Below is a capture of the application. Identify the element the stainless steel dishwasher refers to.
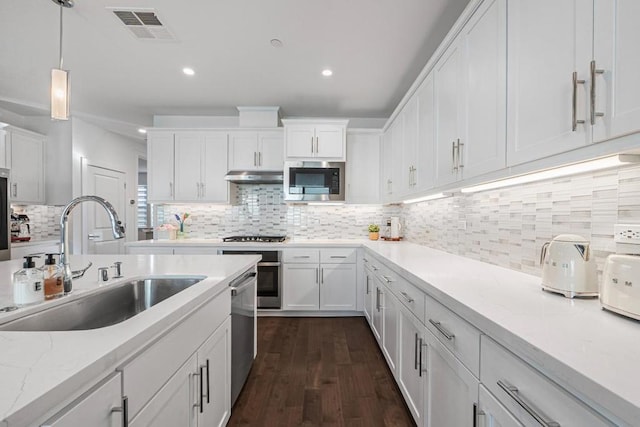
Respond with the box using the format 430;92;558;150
229;269;257;406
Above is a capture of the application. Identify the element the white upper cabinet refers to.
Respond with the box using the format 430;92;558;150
282;119;348;160
5;126;45;204
381;127;394;202
434;39;464;186
228;130;283;171
460;0;506;179
147;131;175;203
414;73;436;193
346;131;381;204
401;95;419;194
507;0;593;166
593;0;640;143
148;130;228;204
175;131;228;203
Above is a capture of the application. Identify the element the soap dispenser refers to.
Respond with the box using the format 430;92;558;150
13;255;44;306
41;253;64;300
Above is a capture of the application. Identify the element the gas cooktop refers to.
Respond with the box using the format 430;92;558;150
222;235;286;243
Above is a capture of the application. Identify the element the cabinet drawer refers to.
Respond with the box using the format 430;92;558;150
320;248;356;264
481;336;611;426
121;289;230;420
392;278;425;324
425;294;480;377
282;249;319;263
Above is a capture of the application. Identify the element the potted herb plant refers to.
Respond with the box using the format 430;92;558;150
368;224;380;240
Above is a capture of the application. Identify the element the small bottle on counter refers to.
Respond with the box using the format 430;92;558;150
13;255;44;306
41;253;64;300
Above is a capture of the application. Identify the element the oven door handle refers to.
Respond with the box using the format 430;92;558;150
230;271;257;296
231;278;256;296
258;262;281;267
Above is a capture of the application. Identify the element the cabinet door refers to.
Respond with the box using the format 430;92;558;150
258;131;284;170
283;264;319;310
147;132;175;202
285;126;315;158
402;95;419;194
346;132;380;204
201;132;229;203
174;132;204;201
130;355;197;427
425;328;478;427
198;317;231;427
8;129;45;203
506;0;593;166
593;0;640;142
42;373;123;427
415;73;436;192
381;128;394;202
398;307;427;426
320;263;356;311
460;0;507;179
363;267;374;323
435;39;464;186
371;280;384;343
315;125;345;159
382;285;399;374
478;385;523;427
229;131;258;171
390;119;405;199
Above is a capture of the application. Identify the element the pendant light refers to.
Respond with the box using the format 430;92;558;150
51;0;74;120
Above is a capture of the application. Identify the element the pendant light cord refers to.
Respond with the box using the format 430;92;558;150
59;3;63;69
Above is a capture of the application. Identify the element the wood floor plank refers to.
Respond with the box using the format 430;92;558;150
228;317;415;427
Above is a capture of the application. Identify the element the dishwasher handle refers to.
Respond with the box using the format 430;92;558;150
230;271;257;296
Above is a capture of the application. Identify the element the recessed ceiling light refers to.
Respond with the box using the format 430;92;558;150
270;39;283;48
322;69;333;77
182;67;195;76
138;128;147;134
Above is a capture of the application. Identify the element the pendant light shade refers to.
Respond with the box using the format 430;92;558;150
51;0;73;120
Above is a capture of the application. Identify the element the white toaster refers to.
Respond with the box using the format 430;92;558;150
601;254;640;321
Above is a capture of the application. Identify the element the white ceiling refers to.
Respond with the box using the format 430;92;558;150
0;0;470;131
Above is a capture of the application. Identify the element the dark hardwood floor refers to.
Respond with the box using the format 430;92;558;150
228;317;415;427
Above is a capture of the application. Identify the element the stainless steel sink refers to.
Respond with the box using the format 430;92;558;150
0;277;205;331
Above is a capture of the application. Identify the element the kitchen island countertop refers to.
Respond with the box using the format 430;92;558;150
0;253;260;427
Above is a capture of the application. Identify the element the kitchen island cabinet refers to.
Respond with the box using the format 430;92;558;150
0;253;258;427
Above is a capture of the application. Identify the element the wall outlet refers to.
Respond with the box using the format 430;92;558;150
613;224;640;244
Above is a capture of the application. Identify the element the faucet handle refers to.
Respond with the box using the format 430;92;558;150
111;261;123;278
98;267;109;283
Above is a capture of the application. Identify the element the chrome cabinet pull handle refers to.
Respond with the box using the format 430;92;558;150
169;182;173;197
315;136;319;154
414;333;419;370
382;275;393;283
330;255;347;258
590;60;605;125
429;319;455;340
372;265;379;271
199;365;205;413
457;139;464;169
497;380;560;427
452;141;457;172
376;288;380;311
311;137;314;153
201;182;205;198
254;151;257;166
321;268;324;284
366;276;370;294
258;151;262;166
572;71;586;131
111;395;129;427
316;268;319;284
205;359;210;404
400;291;414;303
294;255;310;259
418;338;425;377
12;183;17;198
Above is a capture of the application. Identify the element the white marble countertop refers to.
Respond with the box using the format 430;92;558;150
0;253;260;427
362;240;639;426
10;239;58;248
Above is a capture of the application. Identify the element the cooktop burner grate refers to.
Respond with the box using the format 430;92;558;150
223;235;286;243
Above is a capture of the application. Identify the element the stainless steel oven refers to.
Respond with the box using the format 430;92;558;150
222;250;281;309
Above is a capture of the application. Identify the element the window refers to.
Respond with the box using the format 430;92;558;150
137;184;148;228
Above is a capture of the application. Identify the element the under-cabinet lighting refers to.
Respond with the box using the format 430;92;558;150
138;128;147;134
403;192;450;204
321;69;333;77
182;67;195;76
460;154;640;194
307;202;344;206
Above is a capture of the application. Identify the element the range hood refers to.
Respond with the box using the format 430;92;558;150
224;170;283;184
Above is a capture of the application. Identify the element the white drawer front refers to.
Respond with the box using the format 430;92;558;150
376;266;425;323
282;248;320;263
481;336;611;427
121;289;230;420
425;294;480;377
320;248;356;264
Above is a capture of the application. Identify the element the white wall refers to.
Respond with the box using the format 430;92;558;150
70;118;145;252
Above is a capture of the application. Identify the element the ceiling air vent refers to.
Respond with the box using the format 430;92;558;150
109;8;176;41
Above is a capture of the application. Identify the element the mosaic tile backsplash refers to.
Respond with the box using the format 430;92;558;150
11;205;63;241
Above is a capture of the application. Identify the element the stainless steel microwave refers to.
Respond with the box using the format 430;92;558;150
284;161;345;202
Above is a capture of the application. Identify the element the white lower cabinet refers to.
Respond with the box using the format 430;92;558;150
398;305;427;426
381;282;399;374
41;373;124;427
480;336;611;426
371;277;384;343
362;261;374;324
477;385;523;427
425;328;479;427
282;248;357;312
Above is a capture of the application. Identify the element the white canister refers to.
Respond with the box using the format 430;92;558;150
390;217;402;239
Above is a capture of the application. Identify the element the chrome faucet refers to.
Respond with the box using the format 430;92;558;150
59;195;126;294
